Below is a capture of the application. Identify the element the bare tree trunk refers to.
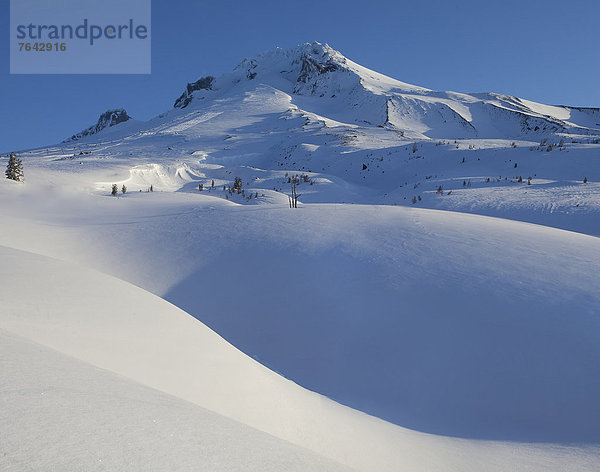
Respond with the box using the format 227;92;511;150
290;178;301;208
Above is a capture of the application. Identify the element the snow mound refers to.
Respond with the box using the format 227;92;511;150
103;162;206;191
0;330;350;472
3;243;599;472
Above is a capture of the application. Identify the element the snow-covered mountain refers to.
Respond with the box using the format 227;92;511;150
172;42;600;139
14;41;597;234
3;42;600;471
61;41;600;145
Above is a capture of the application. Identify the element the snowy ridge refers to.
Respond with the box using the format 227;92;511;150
169;41;599;139
49;42;600;150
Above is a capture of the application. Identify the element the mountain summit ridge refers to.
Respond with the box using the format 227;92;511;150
163;41;599;140
64;41;600;145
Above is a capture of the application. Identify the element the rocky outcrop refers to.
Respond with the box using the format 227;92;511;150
65;109;131;142
174;76;215;109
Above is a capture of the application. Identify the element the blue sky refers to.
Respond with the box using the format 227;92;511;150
2;0;599;152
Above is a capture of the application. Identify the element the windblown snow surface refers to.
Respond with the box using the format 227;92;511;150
2;42;600;471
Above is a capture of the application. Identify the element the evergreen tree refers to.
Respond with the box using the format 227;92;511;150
232;176;243;194
5;152;24;182
111;184;118;195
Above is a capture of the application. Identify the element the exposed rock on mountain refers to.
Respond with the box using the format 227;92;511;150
65;109;132;142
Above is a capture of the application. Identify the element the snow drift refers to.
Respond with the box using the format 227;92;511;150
2;242;600;472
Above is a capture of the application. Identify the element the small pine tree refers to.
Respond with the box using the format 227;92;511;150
122;185;127;194
583;177;588;184
5;152;24;182
211;180;214;188
199;183;204;191
111;184;118;195
232;176;243;194
150;184;153;192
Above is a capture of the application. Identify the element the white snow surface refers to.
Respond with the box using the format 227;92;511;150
0;329;350;472
2;232;599;472
2;42;600;471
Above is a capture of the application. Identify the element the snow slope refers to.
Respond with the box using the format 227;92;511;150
1;330;350;472
1;176;600;439
2;242;600;472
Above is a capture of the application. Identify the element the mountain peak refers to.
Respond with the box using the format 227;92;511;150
173;42;361;109
171;41;432;112
294;42;346;82
233;41;348;84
